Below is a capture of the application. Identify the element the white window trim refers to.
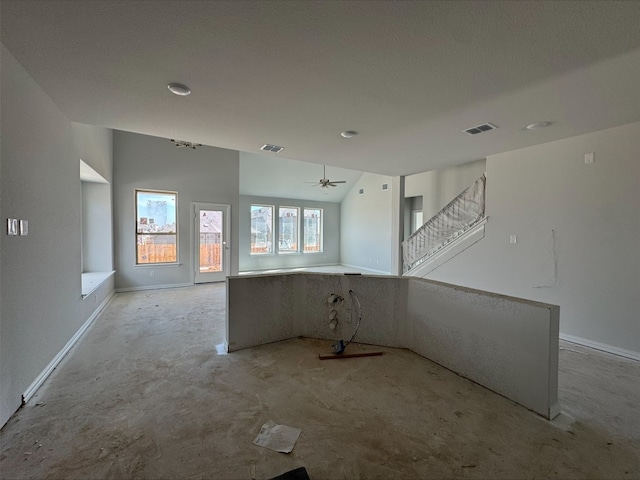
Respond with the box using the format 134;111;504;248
135;188;179;265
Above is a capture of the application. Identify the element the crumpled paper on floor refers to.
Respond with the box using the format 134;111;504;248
253;420;302;453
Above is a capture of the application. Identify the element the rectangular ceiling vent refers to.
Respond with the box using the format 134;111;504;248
381;183;389;191
462;123;498;135
261;144;284;153
358;188;365;195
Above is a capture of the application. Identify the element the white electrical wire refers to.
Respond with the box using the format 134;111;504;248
345;290;362;346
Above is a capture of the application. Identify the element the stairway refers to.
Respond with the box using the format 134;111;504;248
402;175;486;277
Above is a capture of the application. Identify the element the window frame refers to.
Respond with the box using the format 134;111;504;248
250;204;275;255
135;189;179;265
303;207;323;253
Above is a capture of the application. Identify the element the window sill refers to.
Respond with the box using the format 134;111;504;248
82;271;115;298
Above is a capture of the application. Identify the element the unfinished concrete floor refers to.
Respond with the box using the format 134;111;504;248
1;284;638;479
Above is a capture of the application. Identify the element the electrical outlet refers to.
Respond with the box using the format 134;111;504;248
510;235;517;244
7;219;18;235
584;152;594;164
149;270;155;277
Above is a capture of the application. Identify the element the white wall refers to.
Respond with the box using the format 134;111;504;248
405;159;486;220
1;45;114;427
424;122;640;357
239;195;340;271
113;131;240;290
340;172;394;273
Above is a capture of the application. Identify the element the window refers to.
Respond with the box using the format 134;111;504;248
250;204;274;254
135;190;177;264
278;206;299;253
303;208;323;252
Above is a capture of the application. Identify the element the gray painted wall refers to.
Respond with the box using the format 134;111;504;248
74;124;114;273
82;183;113;272
340;172;394;273
239;195;340;271
72;122;113;183
113;131;240;290
1;45;114;427
424;122;640;356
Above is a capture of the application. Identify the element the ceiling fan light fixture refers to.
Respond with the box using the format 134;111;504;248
306;165;347;190
167;83;191;96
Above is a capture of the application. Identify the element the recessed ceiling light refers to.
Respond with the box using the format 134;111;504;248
526;122;551;130
167;83;191;96
341;130;358;138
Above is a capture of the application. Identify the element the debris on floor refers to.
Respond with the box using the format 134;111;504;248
253;420;301;454
268;466;311;480
318;351;383;360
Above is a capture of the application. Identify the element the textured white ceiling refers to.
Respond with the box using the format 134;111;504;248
2;1;640;181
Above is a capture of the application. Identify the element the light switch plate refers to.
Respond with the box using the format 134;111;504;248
7;218;18;235
19;219;29;235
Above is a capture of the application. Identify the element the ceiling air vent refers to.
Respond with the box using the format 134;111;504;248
358;188;365;195
462;123;498;135
261;144;284;153
381;183;389;191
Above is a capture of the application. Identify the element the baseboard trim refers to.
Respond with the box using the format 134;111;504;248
560;333;639;362
115;282;192;293
22;291;115;405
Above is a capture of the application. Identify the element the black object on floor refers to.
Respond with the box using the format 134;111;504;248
269;466;311;480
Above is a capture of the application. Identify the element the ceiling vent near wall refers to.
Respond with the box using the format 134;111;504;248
381;183;389;191
261;144;284;153
358;188;365;195
462;123;498;135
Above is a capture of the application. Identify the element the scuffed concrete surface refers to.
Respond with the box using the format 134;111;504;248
1;284;638;479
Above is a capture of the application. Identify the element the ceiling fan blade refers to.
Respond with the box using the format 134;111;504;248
331;180;347;184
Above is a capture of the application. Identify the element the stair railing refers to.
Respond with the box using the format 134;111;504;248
403;174;486;271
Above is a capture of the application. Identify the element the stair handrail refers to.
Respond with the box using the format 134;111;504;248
403;174;486;270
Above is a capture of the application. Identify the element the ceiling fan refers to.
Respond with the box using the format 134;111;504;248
306;165;347;189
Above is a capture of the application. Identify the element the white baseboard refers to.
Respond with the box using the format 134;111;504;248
22;291;115;404
116;282;192;293
560;333;640;362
